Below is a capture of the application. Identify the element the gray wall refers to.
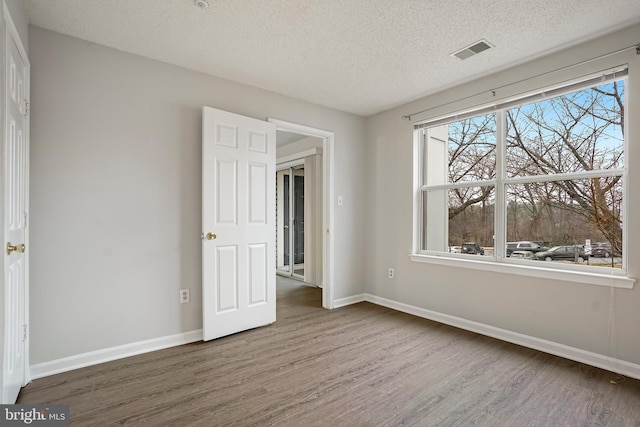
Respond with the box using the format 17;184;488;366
28;15;640;372
364;23;640;366
29;26;365;364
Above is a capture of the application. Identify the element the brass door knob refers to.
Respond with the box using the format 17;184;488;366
6;242;24;255
206;232;217;240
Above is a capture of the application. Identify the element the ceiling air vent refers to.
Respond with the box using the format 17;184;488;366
451;39;493;60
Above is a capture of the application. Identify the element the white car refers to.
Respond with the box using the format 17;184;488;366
510;250;535;260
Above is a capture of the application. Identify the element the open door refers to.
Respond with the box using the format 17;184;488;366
2;9;29;403
202;107;276;341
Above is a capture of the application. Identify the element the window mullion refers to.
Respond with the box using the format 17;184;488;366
494;110;506;259
420;179;496;191
413;130;425;254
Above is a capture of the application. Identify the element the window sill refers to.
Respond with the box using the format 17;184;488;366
409;254;635;289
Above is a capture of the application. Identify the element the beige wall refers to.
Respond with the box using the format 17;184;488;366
28;26;365;364
364;23;640;366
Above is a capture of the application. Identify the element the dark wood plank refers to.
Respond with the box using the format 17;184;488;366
18;277;640;426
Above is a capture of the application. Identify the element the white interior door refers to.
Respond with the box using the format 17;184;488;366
202;107;276;341
3;19;29;404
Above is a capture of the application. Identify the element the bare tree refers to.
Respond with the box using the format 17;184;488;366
505;80;624;251
447;114;496;221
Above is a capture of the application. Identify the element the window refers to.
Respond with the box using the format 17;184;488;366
415;69;627;276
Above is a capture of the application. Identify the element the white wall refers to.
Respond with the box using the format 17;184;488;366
365;23;640;367
29;26;365;364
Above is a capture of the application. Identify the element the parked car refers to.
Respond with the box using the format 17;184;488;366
590;243;621;258
510;250;535;260
461;242;484;255
535;245;588;262
449;246;462;254
506;241;548;257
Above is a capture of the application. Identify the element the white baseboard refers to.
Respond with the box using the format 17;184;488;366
364;294;640;381
30;329;203;380
30;296;640;382
333;294;365;308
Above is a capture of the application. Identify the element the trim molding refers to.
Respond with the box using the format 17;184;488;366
363;294;640;380
277;147;322;167
30;330;203;380
30;295;640;382
333;294;365;308
410;254;635;289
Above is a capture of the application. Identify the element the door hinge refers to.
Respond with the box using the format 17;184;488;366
23;100;29;116
23;212;28;226
23;324;27;342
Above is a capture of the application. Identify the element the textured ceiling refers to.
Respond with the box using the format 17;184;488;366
25;0;640;117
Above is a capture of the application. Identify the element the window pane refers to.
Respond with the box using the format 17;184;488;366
506;178;623;268
425;113;496;185
506;80;625;178
423;186;495;257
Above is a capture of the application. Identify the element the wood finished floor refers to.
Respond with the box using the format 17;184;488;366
18;277;640;426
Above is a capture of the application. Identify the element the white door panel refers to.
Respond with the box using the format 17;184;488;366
202;107;275;341
248;243;267;306
215;158;237;225
3;22;29;404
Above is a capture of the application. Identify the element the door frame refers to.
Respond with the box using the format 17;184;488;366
268;119;335;309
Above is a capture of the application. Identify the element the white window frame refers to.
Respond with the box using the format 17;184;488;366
411;68;635;289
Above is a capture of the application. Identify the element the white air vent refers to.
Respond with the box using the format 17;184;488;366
451;39;493;60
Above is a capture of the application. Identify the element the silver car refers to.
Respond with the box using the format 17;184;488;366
510;250;535;260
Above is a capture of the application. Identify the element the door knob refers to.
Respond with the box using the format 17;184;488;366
206;232;217;240
6;242;24;255
283;225;289;229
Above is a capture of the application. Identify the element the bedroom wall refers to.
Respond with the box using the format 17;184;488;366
364;23;640;367
28;26;365;364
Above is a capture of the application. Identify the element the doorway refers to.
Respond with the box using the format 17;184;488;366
276;165;306;280
269;118;334;309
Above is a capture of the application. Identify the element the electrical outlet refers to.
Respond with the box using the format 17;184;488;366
388;268;395;279
180;288;190;304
